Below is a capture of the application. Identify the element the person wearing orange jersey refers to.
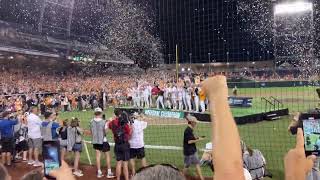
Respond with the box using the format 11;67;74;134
199;88;206;113
14;97;23;112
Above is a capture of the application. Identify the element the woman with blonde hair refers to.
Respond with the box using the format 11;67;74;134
67;118;84;177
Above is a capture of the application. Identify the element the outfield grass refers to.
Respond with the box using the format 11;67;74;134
58;86;318;180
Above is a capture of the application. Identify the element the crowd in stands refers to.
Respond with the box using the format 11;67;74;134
0;64;314;116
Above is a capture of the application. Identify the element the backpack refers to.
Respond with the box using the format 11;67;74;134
41;122;53;141
59;127;68;140
112;122;126;144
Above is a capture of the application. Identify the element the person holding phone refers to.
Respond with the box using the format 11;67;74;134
27;106;43;167
89;107;115;178
129;112;148;175
182;115;205;180
288;111;320;180
67;118;83;177
0;111;18;166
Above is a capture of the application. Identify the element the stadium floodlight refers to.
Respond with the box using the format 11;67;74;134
274;2;313;15
181;68;185;72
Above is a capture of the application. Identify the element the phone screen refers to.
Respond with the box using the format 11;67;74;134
43;141;61;178
303;119;320;155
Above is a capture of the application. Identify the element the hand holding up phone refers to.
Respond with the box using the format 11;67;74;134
284;128;316;180
49;161;75;180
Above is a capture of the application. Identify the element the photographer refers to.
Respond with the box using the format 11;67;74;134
41;111;60;141
109;110;132;180
67;118;83;177
0;111;18;166
89;107;114;178
129;112;148;175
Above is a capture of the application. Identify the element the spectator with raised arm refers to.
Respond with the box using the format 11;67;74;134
202;76;245;180
26;106;43;167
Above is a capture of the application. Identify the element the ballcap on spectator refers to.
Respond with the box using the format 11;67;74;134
185;114;199;123
94;107;103;113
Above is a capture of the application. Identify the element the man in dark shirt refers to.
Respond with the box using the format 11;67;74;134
183;115;204;180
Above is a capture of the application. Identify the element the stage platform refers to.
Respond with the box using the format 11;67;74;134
116;107;289;125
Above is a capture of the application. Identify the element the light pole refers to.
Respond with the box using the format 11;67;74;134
247;51;250;69
212;59;215;74
168;54;172;65
189;53;192;71
226;52;229;72
208;53;211;73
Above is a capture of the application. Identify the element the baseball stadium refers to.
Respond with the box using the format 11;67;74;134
0;0;319;180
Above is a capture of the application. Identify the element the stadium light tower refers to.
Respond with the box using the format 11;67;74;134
273;1;314;67
274;1;313;15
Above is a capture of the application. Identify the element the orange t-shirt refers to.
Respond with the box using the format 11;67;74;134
199;90;206;101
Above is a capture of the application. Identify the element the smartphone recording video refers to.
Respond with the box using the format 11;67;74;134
302;119;320;156
43;141;61;179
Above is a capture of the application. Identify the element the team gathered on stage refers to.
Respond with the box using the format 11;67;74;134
128;80;207;112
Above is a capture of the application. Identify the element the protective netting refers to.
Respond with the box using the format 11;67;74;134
48;80;318;180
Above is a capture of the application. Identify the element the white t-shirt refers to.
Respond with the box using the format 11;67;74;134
244;168;253;180
27;113;42;139
129;120;147;149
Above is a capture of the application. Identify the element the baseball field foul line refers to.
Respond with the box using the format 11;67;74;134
83;140;183;150
83;140;207;165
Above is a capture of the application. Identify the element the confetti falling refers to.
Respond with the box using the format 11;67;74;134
99;0;164;68
237;0;320;78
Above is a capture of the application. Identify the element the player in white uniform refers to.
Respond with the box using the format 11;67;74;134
143;86;150;108
193;86;200;112
182;86;187;111
164;85;171;109
133;87;140;107
186;86;192;111
177;86;184;110
171;85;177;110
147;85;153;107
139;86;144;108
156;89;165;109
